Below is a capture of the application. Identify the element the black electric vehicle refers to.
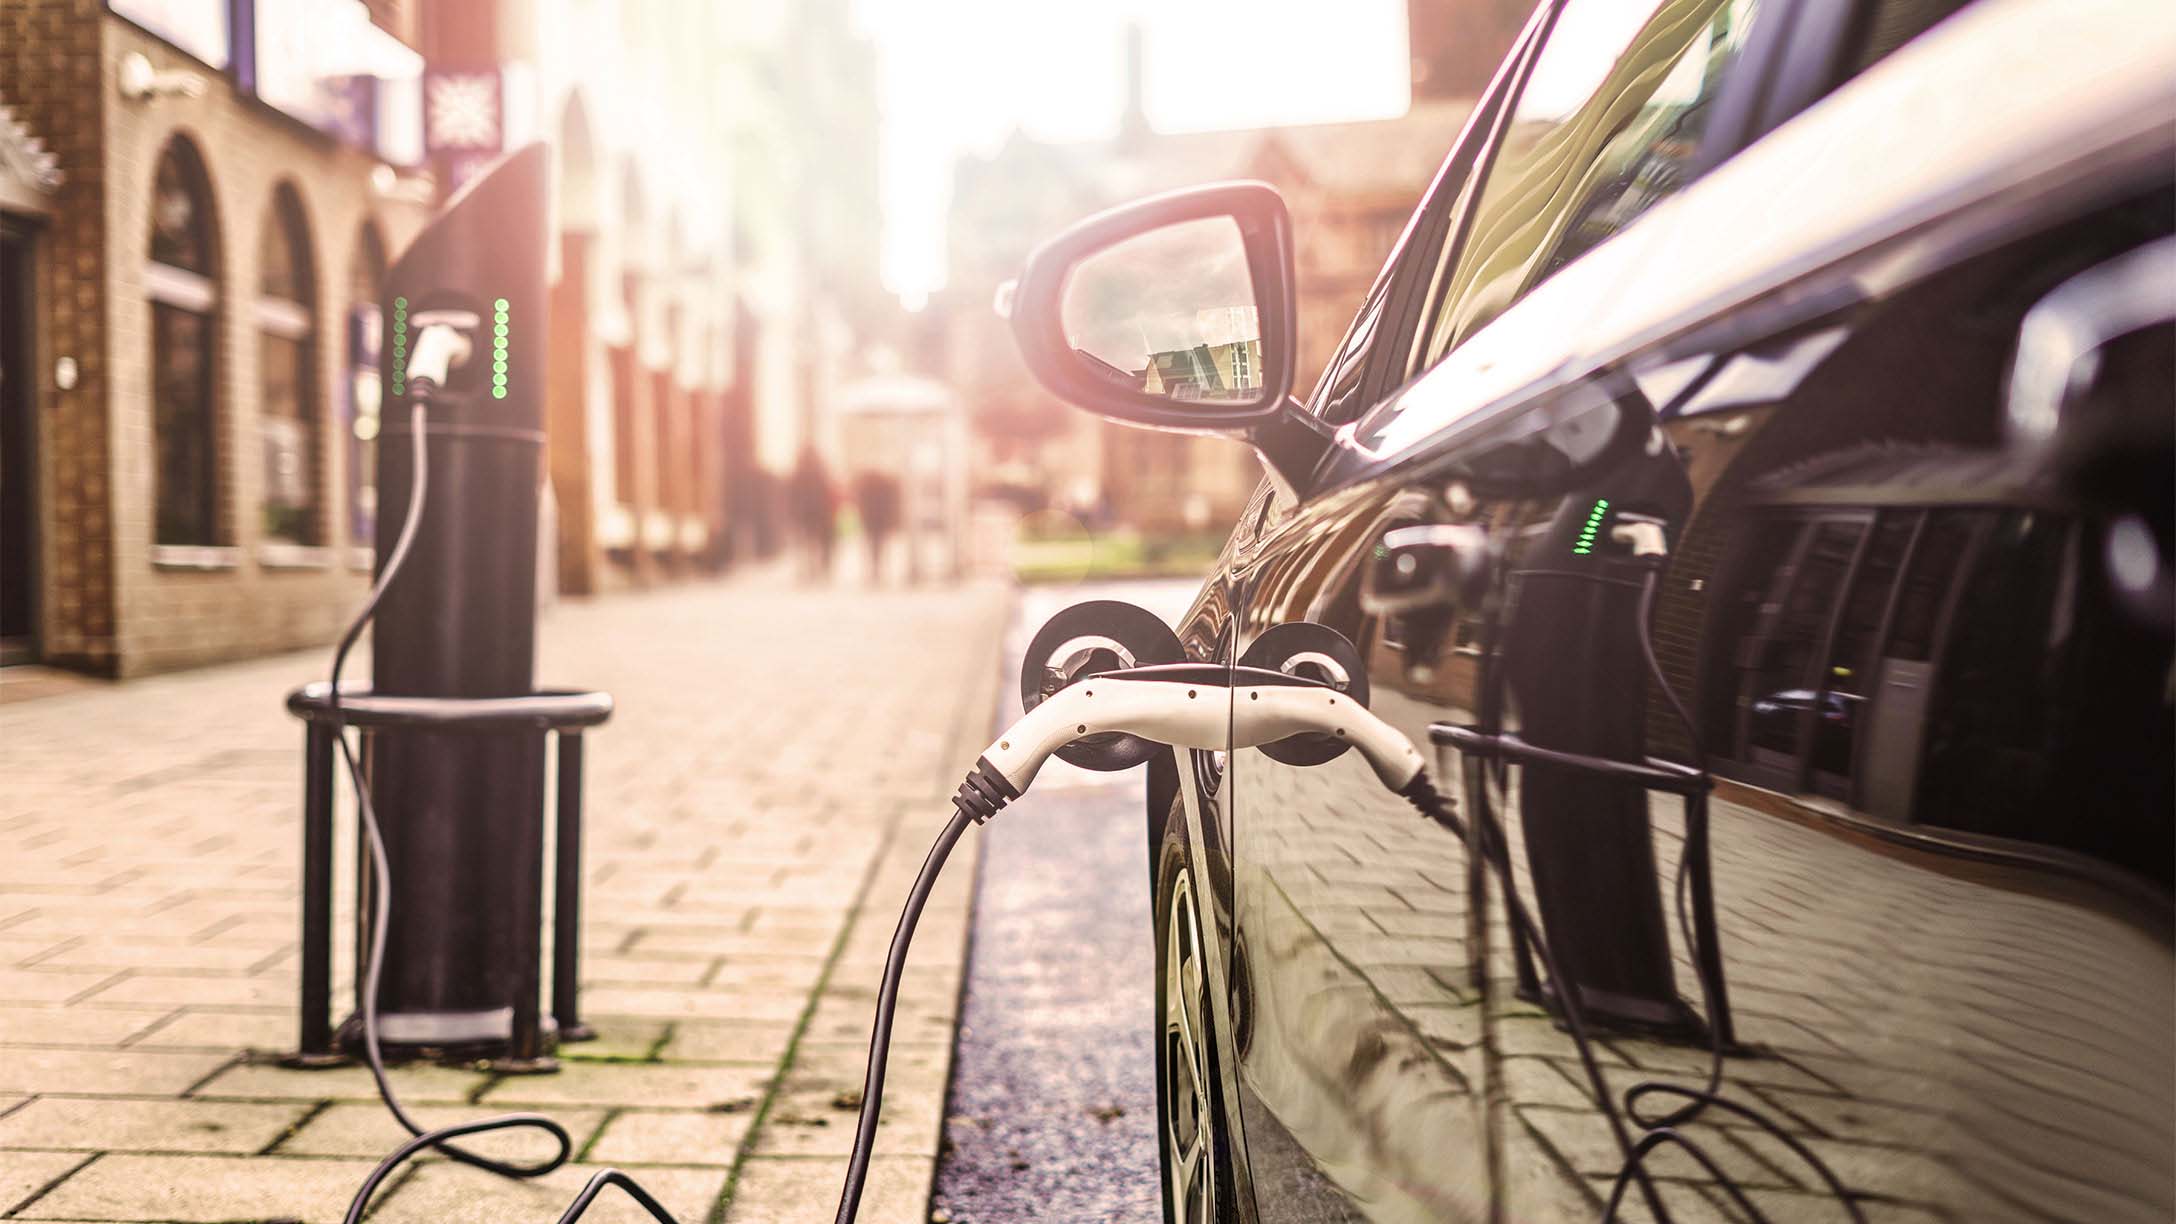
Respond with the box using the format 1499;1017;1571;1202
1005;0;2176;1220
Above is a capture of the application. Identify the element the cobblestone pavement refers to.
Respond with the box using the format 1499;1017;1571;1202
0;576;1009;1224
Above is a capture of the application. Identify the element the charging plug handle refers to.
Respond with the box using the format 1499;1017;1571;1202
407;318;476;392
980;665;1423;797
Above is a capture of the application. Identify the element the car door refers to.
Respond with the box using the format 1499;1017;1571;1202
1225;1;1782;1218
1227;3;2174;1223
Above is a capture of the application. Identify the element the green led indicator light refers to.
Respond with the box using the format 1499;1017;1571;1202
1572;498;1610;556
490;299;510;397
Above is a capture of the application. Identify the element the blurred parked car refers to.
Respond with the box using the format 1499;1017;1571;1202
1006;0;2175;1220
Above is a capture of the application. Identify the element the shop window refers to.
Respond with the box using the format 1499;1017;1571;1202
348;224;388;548
258;185;319;546
148;137;220;547
610;272;640;509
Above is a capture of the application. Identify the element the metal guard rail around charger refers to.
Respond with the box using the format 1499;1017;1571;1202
1429;722;1734;1049
284;683;614;1069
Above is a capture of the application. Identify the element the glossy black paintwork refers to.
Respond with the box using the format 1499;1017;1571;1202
1144;82;2175;1224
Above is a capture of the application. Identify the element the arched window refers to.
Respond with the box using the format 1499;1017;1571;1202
147;137;220;547
257;184;319;546
347;223;388;547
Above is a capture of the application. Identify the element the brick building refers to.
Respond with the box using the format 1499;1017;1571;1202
1;0;432;676
523;0;889;592
1;0;891;674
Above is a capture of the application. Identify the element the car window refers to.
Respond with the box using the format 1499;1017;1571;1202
1411;0;1764;374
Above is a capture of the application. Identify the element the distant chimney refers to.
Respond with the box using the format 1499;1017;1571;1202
1118;21;1149;149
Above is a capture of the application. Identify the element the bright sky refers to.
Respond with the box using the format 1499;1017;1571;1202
854;0;1412;306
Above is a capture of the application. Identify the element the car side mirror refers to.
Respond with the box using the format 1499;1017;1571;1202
1007;182;1330;497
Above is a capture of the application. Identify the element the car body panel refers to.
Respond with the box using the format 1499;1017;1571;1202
1191;2;2176;1220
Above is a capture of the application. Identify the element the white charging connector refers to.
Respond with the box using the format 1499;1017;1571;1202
981;676;1423;795
406;315;477;390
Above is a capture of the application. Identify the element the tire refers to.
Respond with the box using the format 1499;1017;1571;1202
1153;795;1248;1224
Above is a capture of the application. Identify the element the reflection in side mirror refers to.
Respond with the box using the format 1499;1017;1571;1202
1009;181;1299;433
1060;215;1270;410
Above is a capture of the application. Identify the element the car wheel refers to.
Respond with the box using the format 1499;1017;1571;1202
1154;798;1246;1224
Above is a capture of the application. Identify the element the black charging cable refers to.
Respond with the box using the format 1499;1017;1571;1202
330;391;973;1224
327;399;676;1224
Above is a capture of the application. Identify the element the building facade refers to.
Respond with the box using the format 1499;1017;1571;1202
2;0;889;675
2;0;432;676
516;0;887;593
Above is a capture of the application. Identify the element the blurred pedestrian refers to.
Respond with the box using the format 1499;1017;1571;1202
787;446;837;583
852;470;903;585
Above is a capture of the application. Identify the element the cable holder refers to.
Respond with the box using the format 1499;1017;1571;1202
1429;722;1735;1050
282;683;614;1070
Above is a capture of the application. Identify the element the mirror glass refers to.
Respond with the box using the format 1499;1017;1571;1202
1060;216;1267;408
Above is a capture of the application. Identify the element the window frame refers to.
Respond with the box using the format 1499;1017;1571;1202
1296;4;1558;426
1384;0;1835;397
347;222;389;557
256;184;322;552
147;136;224;553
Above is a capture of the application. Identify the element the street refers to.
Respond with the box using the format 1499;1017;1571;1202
931;580;1198;1224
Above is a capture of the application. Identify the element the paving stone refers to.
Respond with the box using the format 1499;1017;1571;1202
0;1151;91;1215
27;935;291;974
123;1006;296;1052
725;1155;931;1224
660;1019;799;1064
0;1048;233;1096
23;1151;385;1222
0;968;125;1005
0;1004;173;1047
480;1058;775;1110
585;1108;752;1165
581;984;813;1022
77;972;297;1008
0;1097;310;1154
557;1016;671;1062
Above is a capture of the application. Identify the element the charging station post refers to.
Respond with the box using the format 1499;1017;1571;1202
285;144;612;1071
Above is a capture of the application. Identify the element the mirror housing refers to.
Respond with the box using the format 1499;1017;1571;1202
1011;181;1298;428
1009;182;1331;496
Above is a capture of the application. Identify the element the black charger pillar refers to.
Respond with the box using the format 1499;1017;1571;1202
363;144;551;1059
1500;445;1700;1040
